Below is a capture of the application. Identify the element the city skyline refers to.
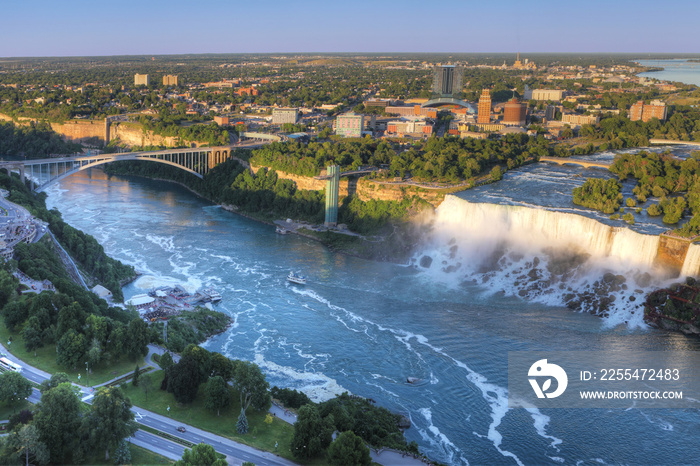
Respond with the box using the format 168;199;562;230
1;0;699;58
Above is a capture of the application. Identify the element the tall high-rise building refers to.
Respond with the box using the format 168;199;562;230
477;89;492;124
432;65;463;97
134;74;150;86
163;75;179;86
545;105;557;121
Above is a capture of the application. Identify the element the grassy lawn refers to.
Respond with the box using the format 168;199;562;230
84;444;174;465
0;320;148;386
122;371;296;462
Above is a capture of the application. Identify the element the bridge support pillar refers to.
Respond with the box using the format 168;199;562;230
324;165;339;227
208;152;216;171
19;166;25;185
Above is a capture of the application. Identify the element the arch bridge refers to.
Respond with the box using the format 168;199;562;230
0;146;235;191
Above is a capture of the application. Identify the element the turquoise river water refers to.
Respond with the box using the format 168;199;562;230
44;163;700;466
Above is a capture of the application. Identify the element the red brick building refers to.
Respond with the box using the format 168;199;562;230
629;100;667;122
503;98;527;126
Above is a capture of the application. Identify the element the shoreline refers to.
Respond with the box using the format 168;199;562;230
102;170;418;265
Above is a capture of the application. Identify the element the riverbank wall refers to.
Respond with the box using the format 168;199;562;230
249;163;446;208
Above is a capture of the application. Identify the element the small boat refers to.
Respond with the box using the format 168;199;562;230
406;377;422;384
276;227;288;235
200;288;222;302
287;272;307;285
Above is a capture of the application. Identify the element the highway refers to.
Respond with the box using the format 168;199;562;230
0;342;296;465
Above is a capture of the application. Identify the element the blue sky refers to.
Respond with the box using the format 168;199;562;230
1;0;699;57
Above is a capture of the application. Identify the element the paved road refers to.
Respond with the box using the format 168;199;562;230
2;346;426;465
0;342;296;465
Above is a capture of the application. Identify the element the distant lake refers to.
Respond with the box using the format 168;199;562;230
636;58;700;87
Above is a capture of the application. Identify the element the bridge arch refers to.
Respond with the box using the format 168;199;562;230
32;156;204;191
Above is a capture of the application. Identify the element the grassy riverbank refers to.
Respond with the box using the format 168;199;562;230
121;370;297;463
0;321;147;386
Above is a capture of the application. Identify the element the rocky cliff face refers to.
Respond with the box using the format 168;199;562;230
50;120;105;143
250;163;445;207
109;122;180;147
655;234;691;272
0;113;196;148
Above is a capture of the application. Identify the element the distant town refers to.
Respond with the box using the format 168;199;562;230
0;53;695;157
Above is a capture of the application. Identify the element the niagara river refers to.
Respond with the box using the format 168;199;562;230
45;159;700;465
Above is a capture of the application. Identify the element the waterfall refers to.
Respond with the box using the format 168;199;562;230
681;243;700;277
414;195;678;327
432;195;660;269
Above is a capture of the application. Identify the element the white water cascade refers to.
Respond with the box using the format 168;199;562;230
681;243;700;277
414;195;681;328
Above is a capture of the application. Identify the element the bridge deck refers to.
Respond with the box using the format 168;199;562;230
539;156;611;169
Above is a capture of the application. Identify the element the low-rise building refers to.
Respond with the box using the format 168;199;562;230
272;108;299;125
523;88;564;101
335;112;364;138
561;114;600;126
214;116;230;126
629;100;667;122
385;105;437;119
92;285;113;300
386;119;433;136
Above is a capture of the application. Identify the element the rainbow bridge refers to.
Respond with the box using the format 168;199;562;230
0;146;236;191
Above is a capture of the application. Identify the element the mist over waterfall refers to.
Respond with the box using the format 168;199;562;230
413;195;681;327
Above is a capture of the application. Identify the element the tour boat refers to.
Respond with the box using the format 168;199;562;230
200;288;222;302
287;272;307;285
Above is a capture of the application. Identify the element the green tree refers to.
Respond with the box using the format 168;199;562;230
174;443;227;466
158;351;175;371
4;424;50;466
204;376;230;416
232;360;271;417
181;344;212;384
39;372;71;394
56;328;87;368
291;404;334;459
126;318;149;361
0;268;17;309
132;364;140;387
113;438;131;465
167;356;201;404
22;320;43;356
490;165;503;182
34;382;82;464
236;411;248;434
0;371;33;407
140;373;154;402
210;353;234;381
84;387;138;461
327;431;372;466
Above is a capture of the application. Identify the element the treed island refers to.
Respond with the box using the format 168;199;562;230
1;52;700;464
